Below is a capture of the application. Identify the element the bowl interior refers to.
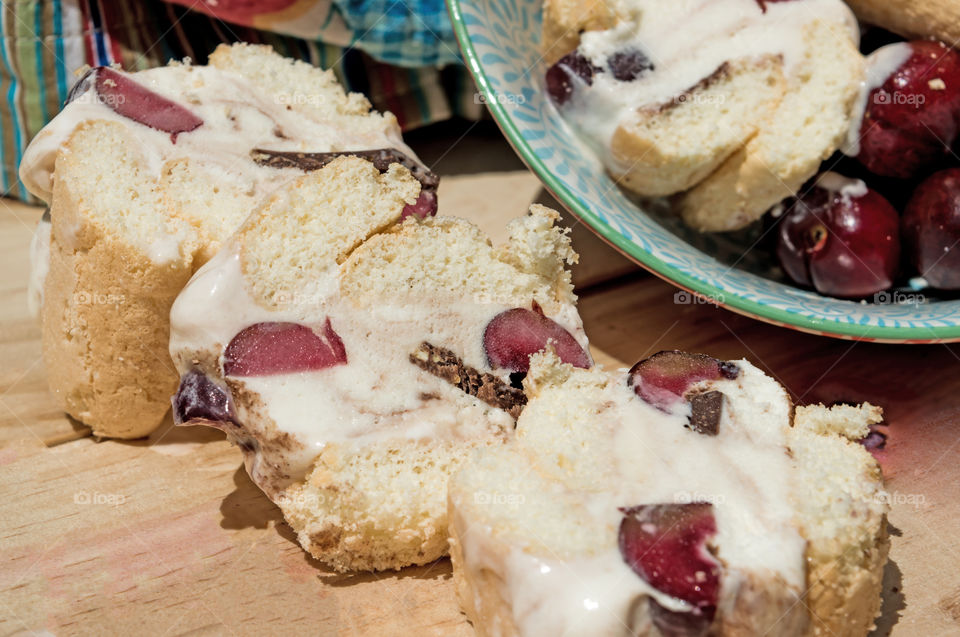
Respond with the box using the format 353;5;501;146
449;0;960;343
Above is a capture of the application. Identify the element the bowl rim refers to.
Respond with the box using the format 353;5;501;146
447;0;960;344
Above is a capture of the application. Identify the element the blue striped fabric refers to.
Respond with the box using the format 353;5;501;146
334;0;462;67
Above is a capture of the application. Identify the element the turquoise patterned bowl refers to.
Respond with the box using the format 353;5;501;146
447;0;960;343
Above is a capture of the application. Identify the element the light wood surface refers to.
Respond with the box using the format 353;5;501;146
1;132;959;636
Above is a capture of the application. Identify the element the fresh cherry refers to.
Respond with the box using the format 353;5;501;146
902;168;960;289
618;502;720;630
855;41;960;178
776;175;900;298
223;319;347;377
69;66;203;141
171;369;237;426
627;351;738;413
483;307;590;372
545;52;600;106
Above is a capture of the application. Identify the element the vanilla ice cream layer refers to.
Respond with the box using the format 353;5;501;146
170;245;589;496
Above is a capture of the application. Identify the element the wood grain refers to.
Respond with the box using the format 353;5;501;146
1;168;958;636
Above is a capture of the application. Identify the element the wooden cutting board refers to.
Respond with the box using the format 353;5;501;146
1;139;959;635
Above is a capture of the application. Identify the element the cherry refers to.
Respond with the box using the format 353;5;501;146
545;52;600;106
608;49;654;82
860;429;887;451
69;66;203;141
545;49;654;106
855;41;960;179
223;319;347;377
776;175;900;298
171;369;237;426
627;351;738;413
401;190;438;220
618;503;720;629
483;307;590;372
902;168;960;289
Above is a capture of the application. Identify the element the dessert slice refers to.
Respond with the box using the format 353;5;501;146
542;0;864;231
449;350;888;636
20;43;428;438
169;157;590;571
844;0;960;49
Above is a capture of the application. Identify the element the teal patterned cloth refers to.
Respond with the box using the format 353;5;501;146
333;0;462;66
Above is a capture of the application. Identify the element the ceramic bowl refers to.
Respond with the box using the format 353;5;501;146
447;0;960;342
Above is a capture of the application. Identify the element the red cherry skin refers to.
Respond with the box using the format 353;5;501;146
856;41;960;178
483;308;590;372
627;351;739;412
776;177;900;298
69;66;204;141
223;319;347;377
618;502;720;623
902;167;960;289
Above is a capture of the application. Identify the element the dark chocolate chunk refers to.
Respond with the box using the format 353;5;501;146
718;360;740;380
409;342;527;419
251;147;438;190
252;147;439;218
687;390;723;436
171;369;237;427
508;371;526;390
608;49;654;82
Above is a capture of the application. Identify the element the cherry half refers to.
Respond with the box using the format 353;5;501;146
400;190;438;220
855;41;960;178
776;176;900;298
483;307;590;372
619;502;720;632
223;319;347;377
902;167;960;289
627;351;738;412
68;66;203;141
545;52;600;106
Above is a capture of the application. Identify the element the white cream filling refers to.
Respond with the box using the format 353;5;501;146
170;245;589;494
815;170;868;203
460;361;805;635
21;64;412;202
561;0;859;171
842;42;913;156
27;215;51;317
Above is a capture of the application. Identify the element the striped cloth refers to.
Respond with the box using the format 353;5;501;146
163;0;462;67
0;0;482;203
